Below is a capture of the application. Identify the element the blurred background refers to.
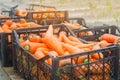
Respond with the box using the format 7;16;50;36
1;0;120;26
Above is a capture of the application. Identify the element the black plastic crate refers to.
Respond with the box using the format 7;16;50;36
73;25;120;41
12;24;87;80
67;17;86;27
26;4;56;11
42;17;86;27
42;18;64;25
0;18;37;67
12;24;119;80
26;11;68;25
0;4;26;18
73;25;120;79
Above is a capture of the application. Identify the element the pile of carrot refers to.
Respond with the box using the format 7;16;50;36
33;12;65;19
19;25;111;66
63;21;93;36
0;18;40;33
18;25;112;79
0;14;9;18
99;33;120;44
15;10;28;17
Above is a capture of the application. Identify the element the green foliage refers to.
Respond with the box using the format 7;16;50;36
113;11;120;25
40;0;44;3
106;0;113;12
59;0;67;5
87;1;97;9
101;11;106;17
106;0;111;6
56;69;60;77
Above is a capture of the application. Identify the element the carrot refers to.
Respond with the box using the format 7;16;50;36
24;42;47;54
47;51;59;65
29;34;41;43
20;18;27;24
41;33;46;38
68;35;83;43
58;31;67;42
20;39;30;47
89;74;110;80
75;43;93;50
62;34;82;46
8;35;11;42
82;48;91;52
45;25;53;36
64;21;80;30
62;43;84;54
4;20;13;26
99;34;119;43
19;10;28;17
2;24;11;32
89;63;110;74
80;27;93;36
43;25;64;56
33;14;38;19
36;47;50;55
9;22;17;30
17;23;32;28
28;22;39;27
74;66;86;80
33;50;45;59
53;27;60;33
59;51;74;66
91;45;103;59
77;55;89;64
19;38;25;44
0;26;3;32
73;23;80;28
98;40;111;48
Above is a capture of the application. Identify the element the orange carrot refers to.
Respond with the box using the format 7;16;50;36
58;31;67;42
4;20;13;26
0;27;3;32
74;66;86;79
77;55;88;64
91;45;103;59
36;47;50;55
20;18;27;24
9;22;17;30
33;50;45;59
99;34;119;43
82;48;91;52
29;34;41;43
43;25;64;56
64;21;80;30
68;35;83;43
62;34;82;46
24;42;47;54
59;51;74;66
2;24;11;32
98;40;111;48
53;27;60;33
28;22;39;27
19;38;25;44
75;43;93;50
47;51;59;65
89;63;110;74
62;43;84;54
20;39;30;47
